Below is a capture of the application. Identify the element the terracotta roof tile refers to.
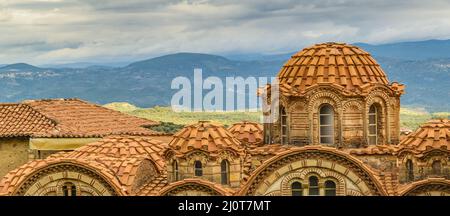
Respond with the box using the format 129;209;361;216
228;121;263;147
25;98;160;137
0;98;160;138
347;145;397;156
277;42;404;96
249;144;297;157
0;104;57;137
51;135;167;171
0;135;169;195
136;174;169;196
396;178;450;195
374;172;399;196
397;119;450;156
156;178;235;196
169;121;244;155
0;157;124;195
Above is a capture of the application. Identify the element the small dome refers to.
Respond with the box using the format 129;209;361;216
278;42;390;92
55;135;167;170
169;121;243;155
397;119;450;154
228;121;263;147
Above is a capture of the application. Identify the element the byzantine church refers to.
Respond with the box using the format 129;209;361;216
0;42;448;196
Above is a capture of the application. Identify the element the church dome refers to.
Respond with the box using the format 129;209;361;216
277;42;390;93
228;121;263;147
169;121;243;155
397;119;450;155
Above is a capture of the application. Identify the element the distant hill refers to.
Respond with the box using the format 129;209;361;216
0;63;45;72
0;39;449;112
127;53;234;70
354;39;450;60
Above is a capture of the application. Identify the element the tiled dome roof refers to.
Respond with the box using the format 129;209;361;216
397;119;450;155
57;135;167;171
169;121;243;155
228;121;263;147
278;42;391;93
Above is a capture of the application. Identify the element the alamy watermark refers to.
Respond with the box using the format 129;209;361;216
170;68;280;123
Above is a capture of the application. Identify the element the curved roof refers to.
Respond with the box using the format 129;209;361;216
157;178;235;196
57;135;167;171
0;158;125;195
0;135;169;195
228;121;263;147
239;145;386;196
277;42;403;96
397;119;450;156
398;178;450;196
168;121;243;156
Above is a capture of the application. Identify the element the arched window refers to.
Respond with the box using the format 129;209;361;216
291;182;302;196
368;105;378;145
173;160;179;181
308;176;319;196
194;160;203;177
319;104;334;145
324;180;336;196
406;159;414;181
432;160;441;175
62;182;76;196
221;160;230;185
280;106;288;144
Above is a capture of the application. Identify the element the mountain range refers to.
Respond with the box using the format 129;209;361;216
0;39;449;112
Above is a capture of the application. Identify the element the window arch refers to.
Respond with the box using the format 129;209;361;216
173;160;179;181
308;176;319;196
406;159;414;181
368;105;378;145
194;161;203;177
221;160;230;185
324;180;336;196
291;182;302;196
62;182;76;196
432;160;441;175
319;104;334;145
280;106;288;144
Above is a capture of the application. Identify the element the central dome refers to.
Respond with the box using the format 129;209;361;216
278;42;389;92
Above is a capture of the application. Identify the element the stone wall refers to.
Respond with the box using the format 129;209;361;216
0;137;29;177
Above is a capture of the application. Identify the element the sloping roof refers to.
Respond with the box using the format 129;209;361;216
277;42;404;96
375;172;400;196
0;135;168;195
397;119;450;156
0;98;160;138
228;121;264;147
136;174;169;196
156;178;236;196
168;121;244;156
0;104;57;137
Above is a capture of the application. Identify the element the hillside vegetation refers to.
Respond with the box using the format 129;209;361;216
2;39;450;111
105;102;449;132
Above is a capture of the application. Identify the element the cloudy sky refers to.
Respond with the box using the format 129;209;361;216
1;0;450;65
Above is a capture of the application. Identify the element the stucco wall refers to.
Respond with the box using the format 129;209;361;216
0;137;29;178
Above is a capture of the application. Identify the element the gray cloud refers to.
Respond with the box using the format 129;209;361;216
1;0;450;65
